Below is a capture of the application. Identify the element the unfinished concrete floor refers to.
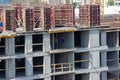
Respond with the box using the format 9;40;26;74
0;28;119;80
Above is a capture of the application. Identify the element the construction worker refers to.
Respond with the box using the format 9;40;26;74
16;16;22;28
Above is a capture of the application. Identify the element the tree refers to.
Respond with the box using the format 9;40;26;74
11;0;22;3
107;0;114;6
66;0;70;4
72;2;77;8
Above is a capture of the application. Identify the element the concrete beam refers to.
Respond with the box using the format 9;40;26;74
0;52;48;60
75;66;108;74
76;46;108;53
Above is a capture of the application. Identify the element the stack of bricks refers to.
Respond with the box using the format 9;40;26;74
79;5;100;27
54;4;75;27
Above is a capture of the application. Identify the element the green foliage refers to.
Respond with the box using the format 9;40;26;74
12;0;22;3
31;0;39;4
72;2;77;8
107;0;114;6
66;0;70;4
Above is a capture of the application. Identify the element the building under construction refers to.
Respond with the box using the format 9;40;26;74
0;0;119;80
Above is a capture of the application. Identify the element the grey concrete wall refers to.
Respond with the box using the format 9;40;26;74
90;72;100;80
101;72;107;80
43;33;51;52
44;54;51;74
59;32;74;49
89;30;99;48
101;51;107;67
5;38;15;79
25;35;33;77
89;51;100;68
101;31;106;46
101;31;107;67
43;34;51;80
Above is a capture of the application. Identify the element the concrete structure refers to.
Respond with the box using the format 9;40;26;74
0;26;120;80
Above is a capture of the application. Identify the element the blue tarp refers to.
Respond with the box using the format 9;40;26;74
0;22;2;27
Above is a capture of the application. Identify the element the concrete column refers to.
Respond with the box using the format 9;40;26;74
43;33;51;52
90;72;100;80
44;54;51;74
5;38;15;79
43;33;51;79
116;31;119;47
25;35;33;77
101;31;106;46
101;72;107;80
101;31;107;67
89;51;100;68
44;77;51;80
44;54;51;80
89;30;99;48
101;51;107;67
25;58;33;76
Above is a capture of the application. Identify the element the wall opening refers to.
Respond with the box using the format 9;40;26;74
74;31;89;48
0;38;5;55
75;74;89;80
107;32;117;48
15;58;25;77
50;33;73;50
51;53;73;73
52;74;74;80
107;72;118;80
107;51;118;67
0;60;5;78
33;57;43;74
32;34;43;52
15;36;25;54
75;52;89;69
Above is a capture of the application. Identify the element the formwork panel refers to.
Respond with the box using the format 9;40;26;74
4;9;16;31
79;5;100;27
54;4;75;27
